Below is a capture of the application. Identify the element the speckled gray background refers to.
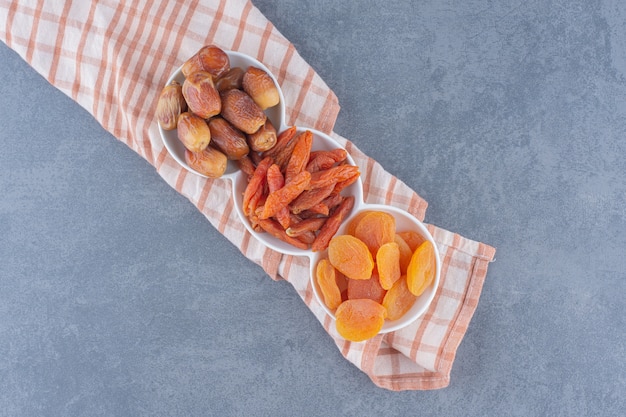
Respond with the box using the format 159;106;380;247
1;0;625;416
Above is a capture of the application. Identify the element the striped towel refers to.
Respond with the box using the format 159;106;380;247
0;0;496;390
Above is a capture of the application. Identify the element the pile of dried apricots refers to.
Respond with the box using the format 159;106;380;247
316;210;437;342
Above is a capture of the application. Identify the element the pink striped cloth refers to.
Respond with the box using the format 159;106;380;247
1;0;496;390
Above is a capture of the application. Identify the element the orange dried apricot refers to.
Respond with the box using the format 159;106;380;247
327;235;374;280
382;275;417;321
394;234;413;274
353;211;396;256
345;210;374;236
376;241;401;290
406;240;436;296
316;259;342;310
334;269;349;300
396;230;426;252
335;299;387;342
347;270;387;304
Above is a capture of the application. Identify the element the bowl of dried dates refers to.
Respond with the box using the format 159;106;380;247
157;45;286;178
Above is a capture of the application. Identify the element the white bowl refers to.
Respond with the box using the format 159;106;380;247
158;50;440;337
231;126;364;257
158;50;287;179
309;203;441;334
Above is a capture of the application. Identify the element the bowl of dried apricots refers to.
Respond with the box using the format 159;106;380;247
157;45;440;342
310;205;441;341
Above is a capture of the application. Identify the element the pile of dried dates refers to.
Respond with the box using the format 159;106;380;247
156;45;280;178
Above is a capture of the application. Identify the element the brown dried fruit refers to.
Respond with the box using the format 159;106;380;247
182;71;221;119
262;126;296;159
177;112;211;153
185;146;227;178
247;119;277;152
220;89;267;134
207;117;249;160
242;66;280;110
237;155;256;178
215;67;245;92
181;45;230;79
156;80;186;130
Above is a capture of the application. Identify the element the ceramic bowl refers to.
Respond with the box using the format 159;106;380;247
309;203;441;333
158;51;286;178
158;50;440;336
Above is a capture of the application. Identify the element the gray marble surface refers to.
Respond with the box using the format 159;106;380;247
1;0;625;416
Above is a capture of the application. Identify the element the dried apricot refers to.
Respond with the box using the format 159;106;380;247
382;275;417;321
327;234;374;280
396;230;426;252
376;241;401;290
335;299;387;342
406;240;436;296
394;234;413;274
316;259;342;310
345;210;374;236
347;270;387;304
353;211;396;256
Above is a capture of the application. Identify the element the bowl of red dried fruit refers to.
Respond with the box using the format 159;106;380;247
231;126;364;256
